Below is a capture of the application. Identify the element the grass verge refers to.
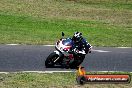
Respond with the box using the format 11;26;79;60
0;72;131;88
0;13;132;46
0;0;131;46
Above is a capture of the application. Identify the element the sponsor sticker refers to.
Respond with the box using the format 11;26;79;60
76;66;131;85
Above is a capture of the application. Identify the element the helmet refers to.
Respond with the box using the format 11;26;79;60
72;32;82;43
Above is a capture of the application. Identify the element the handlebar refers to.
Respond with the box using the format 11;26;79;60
73;48;86;55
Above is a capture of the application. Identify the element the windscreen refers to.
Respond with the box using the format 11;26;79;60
62;38;73;46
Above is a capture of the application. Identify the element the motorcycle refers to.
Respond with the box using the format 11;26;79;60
45;32;91;68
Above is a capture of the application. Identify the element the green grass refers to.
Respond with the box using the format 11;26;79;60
0;13;131;46
0;0;132;46
0;72;131;88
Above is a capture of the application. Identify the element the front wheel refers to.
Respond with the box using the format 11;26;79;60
45;52;59;68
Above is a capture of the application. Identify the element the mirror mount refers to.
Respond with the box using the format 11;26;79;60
62;32;65;37
62;32;65;39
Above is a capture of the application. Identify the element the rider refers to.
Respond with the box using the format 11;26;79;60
71;32;92;54
62;32;92;68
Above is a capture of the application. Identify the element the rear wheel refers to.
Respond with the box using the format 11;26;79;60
45;52;59;68
70;55;85;69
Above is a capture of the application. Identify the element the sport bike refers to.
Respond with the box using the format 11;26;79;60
45;32;91;68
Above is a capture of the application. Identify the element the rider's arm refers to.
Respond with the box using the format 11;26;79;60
82;38;92;53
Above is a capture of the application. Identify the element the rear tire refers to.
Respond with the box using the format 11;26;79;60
45;52;59;68
70;55;85;69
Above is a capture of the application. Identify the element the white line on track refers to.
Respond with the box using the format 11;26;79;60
117;47;131;48
6;44;20;45
0;71;75;74
0;71;132;74
92;49;111;53
0;72;9;74
22;71;75;73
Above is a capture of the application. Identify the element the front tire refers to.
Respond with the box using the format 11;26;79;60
45;52;59;68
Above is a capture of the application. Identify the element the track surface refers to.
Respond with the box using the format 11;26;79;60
0;45;132;72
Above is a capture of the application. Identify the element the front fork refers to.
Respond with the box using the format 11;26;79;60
53;57;60;63
53;50;70;66
53;50;63;63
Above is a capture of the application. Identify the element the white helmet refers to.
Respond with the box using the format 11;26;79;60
72;32;82;43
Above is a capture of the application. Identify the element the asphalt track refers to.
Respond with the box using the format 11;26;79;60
0;45;132;72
